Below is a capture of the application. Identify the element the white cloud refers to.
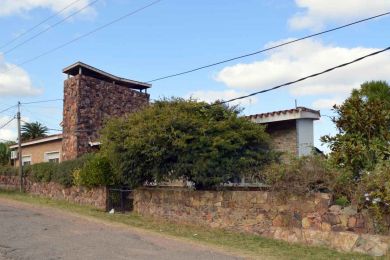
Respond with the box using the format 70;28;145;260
0;116;17;141
312;97;344;110
0;55;43;96
186;89;258;107
0;0;96;18
289;0;390;30
215;39;390;97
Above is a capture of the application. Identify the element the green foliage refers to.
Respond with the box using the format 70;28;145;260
0;143;10;165
357;161;390;233
74;154;114;188
23;154;93;187
0;164;17;176
100;98;276;189
261;155;336;196
21;121;48;141
25;162;57;183
321;81;390;178
334;196;350;207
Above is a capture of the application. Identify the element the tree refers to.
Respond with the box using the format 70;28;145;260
321;81;390;178
100;98;277;189
21;122;48;141
0;143;10;165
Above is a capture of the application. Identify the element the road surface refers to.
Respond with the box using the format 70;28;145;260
0;198;243;260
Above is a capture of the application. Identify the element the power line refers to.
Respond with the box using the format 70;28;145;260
15;0;162;68
20;119;62;132
214;46;390;105
3;0;99;55
0;0;84;50
0;105;17;115
21;99;64;105
0;117;16;130
146;11;390;83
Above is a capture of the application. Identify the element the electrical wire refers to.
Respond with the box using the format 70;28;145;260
0;105;17;115
213;46;390;105
21;99;63;105
0;117;16;130
0;0;84;50
3;0;100;55
15;0;162;68
146;11;390;83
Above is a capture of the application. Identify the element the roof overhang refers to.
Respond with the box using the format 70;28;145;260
63;62;151;90
10;134;63;149
248;107;320;124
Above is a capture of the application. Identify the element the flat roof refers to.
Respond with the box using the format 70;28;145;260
63;62;151;90
248;107;320;124
9;134;63;149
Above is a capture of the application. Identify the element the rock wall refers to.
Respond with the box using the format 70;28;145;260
0;175;107;210
62;74;149;160
134;188;390;256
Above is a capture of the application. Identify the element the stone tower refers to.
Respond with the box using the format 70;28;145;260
61;62;150;161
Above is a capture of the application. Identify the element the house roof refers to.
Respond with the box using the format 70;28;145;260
9;134;63;149
63;62;151;90
248;107;320;124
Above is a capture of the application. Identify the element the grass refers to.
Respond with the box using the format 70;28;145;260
0;189;379;260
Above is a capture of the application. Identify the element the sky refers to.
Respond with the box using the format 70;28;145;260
0;0;390;151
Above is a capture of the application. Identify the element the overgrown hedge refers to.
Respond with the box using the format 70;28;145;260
23;154;94;187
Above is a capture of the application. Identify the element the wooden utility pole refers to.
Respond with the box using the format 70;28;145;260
17;101;23;192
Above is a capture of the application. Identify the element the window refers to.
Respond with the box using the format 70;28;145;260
44;151;60;163
22;155;32;166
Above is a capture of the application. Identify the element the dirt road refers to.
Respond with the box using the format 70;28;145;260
0;199;243;260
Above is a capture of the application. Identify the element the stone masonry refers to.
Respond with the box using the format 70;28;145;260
62;74;149;160
134;188;390;256
266;120;297;157
0;175;107;210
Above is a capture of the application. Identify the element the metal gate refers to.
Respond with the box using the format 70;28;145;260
107;188;133;213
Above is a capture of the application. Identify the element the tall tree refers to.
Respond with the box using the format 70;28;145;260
21;122;49;141
322;81;390;178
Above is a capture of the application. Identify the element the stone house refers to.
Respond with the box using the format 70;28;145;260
10;62;320;166
248;107;321;157
10;62;150;166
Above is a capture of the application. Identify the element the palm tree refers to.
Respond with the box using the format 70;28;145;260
21;122;49;141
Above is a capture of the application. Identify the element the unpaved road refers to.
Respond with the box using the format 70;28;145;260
0;199;243;260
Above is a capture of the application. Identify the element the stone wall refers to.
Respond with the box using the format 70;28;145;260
62;74;149;160
266;120;297;157
0;175;107;210
134;188;390;256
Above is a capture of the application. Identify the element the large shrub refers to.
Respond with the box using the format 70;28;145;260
0;143;10;165
74;154;114;188
322;81;390;178
100;98;277;189
261;155;337;196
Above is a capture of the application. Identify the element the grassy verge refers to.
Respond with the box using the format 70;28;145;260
0;189;377;260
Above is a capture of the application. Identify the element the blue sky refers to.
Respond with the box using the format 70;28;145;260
0;0;390;151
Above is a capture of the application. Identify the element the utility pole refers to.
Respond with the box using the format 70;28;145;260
17;101;23;192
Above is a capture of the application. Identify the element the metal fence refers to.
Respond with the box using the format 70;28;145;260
107;188;133;213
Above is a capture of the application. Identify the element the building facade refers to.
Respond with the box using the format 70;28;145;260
248;107;321;157
10;62;151;165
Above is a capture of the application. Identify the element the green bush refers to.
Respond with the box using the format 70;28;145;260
51;154;93;187
261;155;337;196
100;98;277;189
74;154;114;188
26;162;58;183
334;196;350;207
0;165;17;176
357;161;390;233
20;154;93;187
